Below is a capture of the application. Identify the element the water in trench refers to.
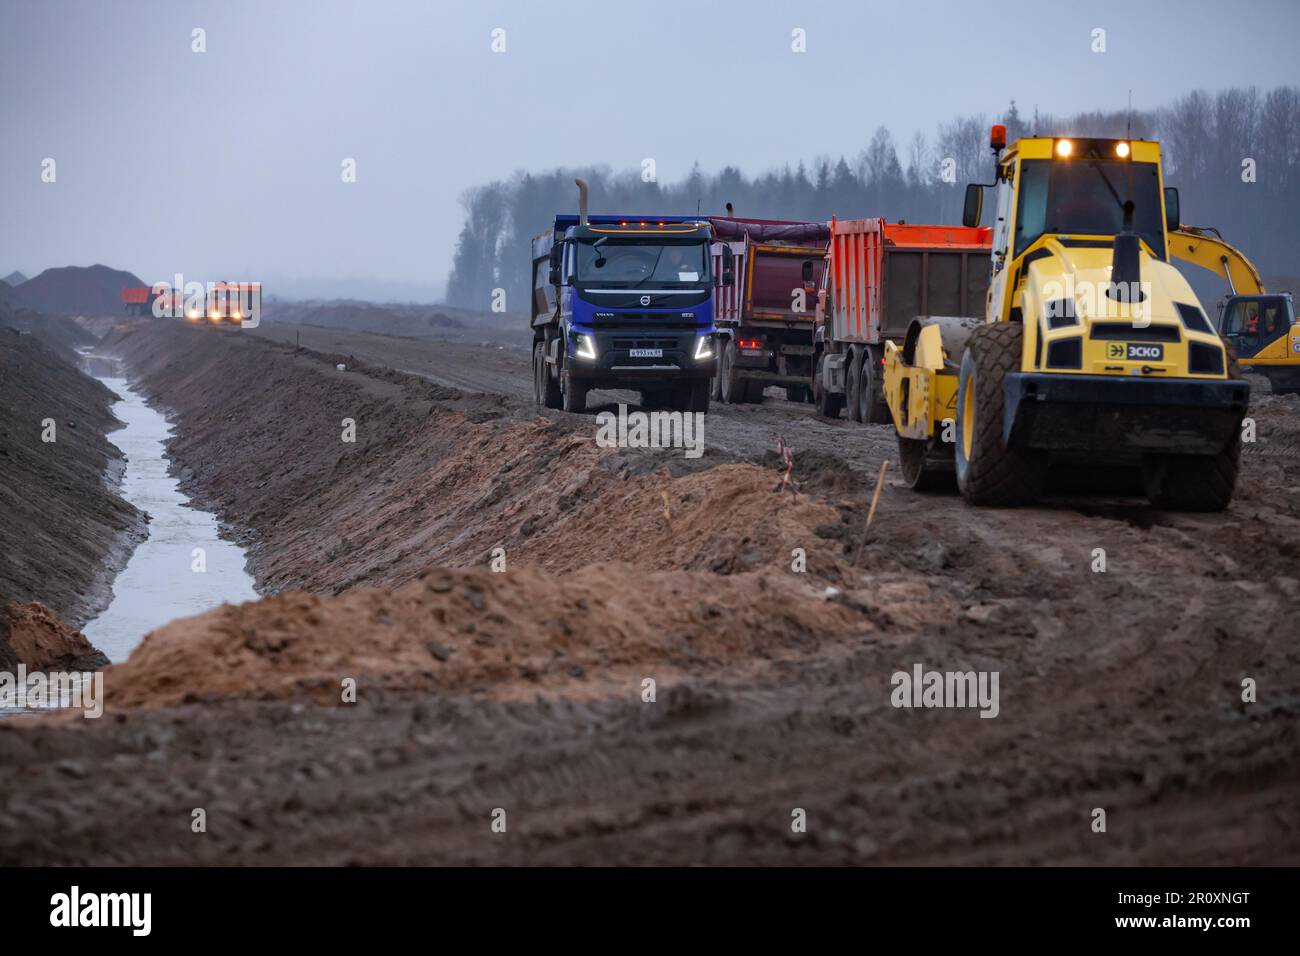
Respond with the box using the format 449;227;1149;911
82;375;258;662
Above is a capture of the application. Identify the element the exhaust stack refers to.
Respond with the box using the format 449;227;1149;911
575;177;589;226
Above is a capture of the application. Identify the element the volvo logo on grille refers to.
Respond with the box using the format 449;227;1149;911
640;295;651;306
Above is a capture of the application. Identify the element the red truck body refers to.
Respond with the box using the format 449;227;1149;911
813;218;992;421
708;216;830;404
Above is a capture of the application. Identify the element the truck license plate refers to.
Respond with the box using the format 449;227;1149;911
630;348;663;358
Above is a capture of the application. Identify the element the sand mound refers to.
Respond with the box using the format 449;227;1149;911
11;264;143;316
0;602;108;671
103;564;870;709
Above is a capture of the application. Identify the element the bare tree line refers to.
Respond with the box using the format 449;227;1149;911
446;87;1300;310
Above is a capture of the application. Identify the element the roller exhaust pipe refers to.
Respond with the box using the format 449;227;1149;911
576;177;589;226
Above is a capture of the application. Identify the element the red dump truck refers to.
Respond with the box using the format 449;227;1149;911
121;286;168;316
709;216;831;404
812;218;992;421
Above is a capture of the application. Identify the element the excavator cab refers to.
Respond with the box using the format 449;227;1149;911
1166;226;1300;395
1218;293;1300;392
1220;295;1290;357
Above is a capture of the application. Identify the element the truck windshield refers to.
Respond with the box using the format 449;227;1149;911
575;241;709;286
1014;159;1164;258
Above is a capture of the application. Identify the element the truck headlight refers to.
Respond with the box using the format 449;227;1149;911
575;333;598;361
694;335;714;361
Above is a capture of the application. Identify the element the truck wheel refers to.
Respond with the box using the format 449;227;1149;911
745;381;765;403
954;322;1047;505
846;350;864;422
785;385;811;403
898;436;956;492
710;368;722;401
859;348;891;424
814;355;844;419
534;341;562;409
720;340;745;404
560;355;587;413
684;380;710;414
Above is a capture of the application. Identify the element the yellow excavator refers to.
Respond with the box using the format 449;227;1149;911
883;127;1251;510
1167;226;1300;395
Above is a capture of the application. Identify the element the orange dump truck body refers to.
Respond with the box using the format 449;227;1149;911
821;218;993;346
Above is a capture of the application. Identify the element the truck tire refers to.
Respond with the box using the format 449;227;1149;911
683;379;710;414
814;354;844;419
534;341;562;409
719;339;744;404
1141;341;1241;511
710;368;723;401
785;385;811;403
954;322;1047;505
846;350;864;422
859;347;891;424
745;381;765;403
560;352;587;413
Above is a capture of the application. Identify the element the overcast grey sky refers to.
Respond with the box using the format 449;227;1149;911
2;0;1297;301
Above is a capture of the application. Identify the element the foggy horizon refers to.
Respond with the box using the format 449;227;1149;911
3;0;1298;303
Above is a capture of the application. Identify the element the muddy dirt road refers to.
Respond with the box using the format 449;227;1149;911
248;321;898;473
1;320;1297;866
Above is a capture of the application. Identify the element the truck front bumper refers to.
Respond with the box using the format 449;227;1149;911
1003;373;1250;457
568;329;716;385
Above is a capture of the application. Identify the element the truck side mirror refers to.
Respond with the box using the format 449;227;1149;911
962;184;983;228
1163;187;1180;233
548;244;563;286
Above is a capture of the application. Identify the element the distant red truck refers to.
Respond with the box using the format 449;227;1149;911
121;282;259;324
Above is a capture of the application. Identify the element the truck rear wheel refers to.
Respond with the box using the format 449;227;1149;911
814;353;844;419
534;341;562;409
859;347;891;424
954;322;1047;506
719;340;745;404
846;350;864;422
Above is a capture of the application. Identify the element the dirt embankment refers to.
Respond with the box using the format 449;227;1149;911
97;322;879;703
0;330;142;667
103;323;825;594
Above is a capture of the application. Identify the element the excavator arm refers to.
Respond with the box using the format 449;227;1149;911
1167;226;1266;296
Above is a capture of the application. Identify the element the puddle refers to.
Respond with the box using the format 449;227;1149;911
80;376;259;662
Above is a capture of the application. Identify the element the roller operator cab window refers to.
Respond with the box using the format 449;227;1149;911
1014;158;1164;258
575;240;710;285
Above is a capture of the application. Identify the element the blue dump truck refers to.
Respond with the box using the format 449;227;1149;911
530;179;729;413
